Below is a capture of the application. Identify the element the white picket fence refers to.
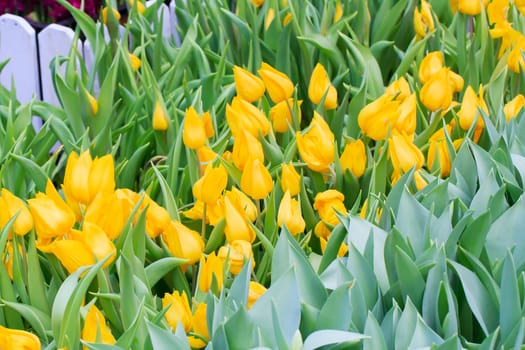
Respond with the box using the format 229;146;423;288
0;0;179;106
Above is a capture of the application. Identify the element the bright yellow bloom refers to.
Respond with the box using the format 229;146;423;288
224;187;258;223
87;92;98;115
152;100;169;131
224;196;256;243
277;191;305;235
427;126;463;177
280;163;301;196
226;97;271;138
414;170;428;191
129;0;145;14
456;0;488;15
163;221;204;265
0;325;41;350
265;8;275;30
504;94;525;122
247;281;267;309
270;99;302;133
487;0;509;25
218;240;254;275
320;236;348;257
420;68;463;112
313;190;346;226
296;112;335;172
198;252;224;292
192;163;228;205
414;0;435;40
81;304;115;350
508;39;525;73
232;130;264;171
0;189;33;236
188;303;209;348
240;158;274;200
202;111;214;138
358;94;399;140
128;53;141;71
29;180;76;240
314;221;332;238
516;0;525;15
258;63;294;103
102;6;121;24
339;139;367;179
418;51;444;84
308;63;338;110
84;191;128;240
251;0;264;7
183;106;208;150
385;77;411;101
162;291;192;332
333;1;343;23
233;66;265;103
458;85;488;131
388;131;425;173
196;146;218;174
141;194;171;238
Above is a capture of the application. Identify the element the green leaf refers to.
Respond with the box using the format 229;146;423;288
318;224;347;274
395;247;425;309
147;321;191;350
459;211;491;258
395;298;443;349
499;252;521;342
1;300;51;340
363;312;387;350
302;330;368;350
347;243;378;310
315;283;352;331
145;257;186;288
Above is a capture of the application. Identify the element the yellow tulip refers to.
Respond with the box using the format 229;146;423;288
129;0;145;14
198;252;224;292
418;51;443;84
277;191;306;235
516;0;525;15
152;100;169;131
87;92;98;115
102;6;121;24
504;94;525;122
202;111;214;138
3;241;14;279
427;126;463;177
308;63;338;110
339;139;367;179
270;99;302;133
0;325;41;350
296;112;335;172
314;221;332;239
357;94;399;141
192;163;228;205
226;97;271;138
240;158;274;200
233;66;265;102
458;85;488;131
487;0;509;25
457;0;487;15
395;93;417;137
265;8;275;30
196;146;218;174
0;189;33;236
218;240;254;275
224;187;258;223
232;130;264;171
282;12;293;26
313;190;347;226
414;170;428;191
183;106;208;150
162;290;192;332
333;1;343;23
84;192;128;240
247;281;267;309
508;39;525;74
128;53;141;71
141;194;171;238
420;68;462;112
81;304;115;350
280;163;301;197
320;236;348;257
188;303;210;348
385;77;411;102
388;131;425;173
163;221;204;265
29;180;76;240
258;62;294;103
224;196;256;243
414;0;434;40
251;0;265;7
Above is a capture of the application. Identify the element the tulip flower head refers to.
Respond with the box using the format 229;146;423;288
218;240;254;274
232;130;265;171
388;131;425;174
198;252;225;293
224;196;256;243
458;85;488;132
162;290;192;332
414;0;435;40
163;221;204;265
0;189;33;236
258;63;294;103
339;139;367;179
152;99;169;131
308;63;338;110
226;97;271;138
183;106;208;150
0;325;41;350
128;53;141;71
248;281;267;309
192;163;228;205
504;94;525;122
82;304;116;349
188;303;210;348
280;163;301;196
240;157;274;200
313;190;347;226
277;191;306;235
296;112;335;172
233;65;265;102
270;98;302;133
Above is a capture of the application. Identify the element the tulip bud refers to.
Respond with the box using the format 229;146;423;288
141;194;171;238
277;191;306;235
504;94;525;122
308;63;338;110
87;92;98;115
218;240;254;275
258;63;294;103
418;51;444;84
280;163;301;196
0;325;41;350
313;190;347;226
388;131;425;173
232;130;264;171
458;85;488;131
339;139;367;179
129;0;145;14
84;192;127;240
224;196;256;242
0;189;33;236
233;65;265;103
102;6;121;24
225;187;258;222
270;99;302;133
314;221;332;238
192;163;228;205
420;68;456;112
162;291;192;332
247;281;267;309
333;1;343;23
508;40;525;73
357;94;399;140
128;53;141;72
427;126;463;177
251;0;265;7
152;100;169;131
202;111;214;138
395;93;417;136
240;158;274;200
163;221;204;265
296;112;335;172
414;0;434;40
198;252;225;292
226;97;271;138
82;304;116;348
265;8;276;30
183;106;208;150
414;170;428;191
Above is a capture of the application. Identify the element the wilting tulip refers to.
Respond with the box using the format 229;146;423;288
128;53;141;71
280;163;301;196
224;187;258;222
320;236;348;257
458;85;488;131
418;51;444;84
504;94;525;122
162;290;192;332
270;99;302;133
29;180;76;240
218;240;254;274
224;196;256;243
226;97;271;138
192;163;228;205
247;281;267;309
258;63;294;103
0;325;41;350
0;189;33;236
339;139;367;179
188;303;210;348
232;130;265;171
277;191;306;235
183;106;208;150
308;63;338;110
240;158;274;200
82;304;115;349
357;94;399;140
233;66;265;102
388;131;425;173
198;252;224;292
163;221;204;265
296;112;335;172
414;0;434;40
313;190;347;226
152;100;169;131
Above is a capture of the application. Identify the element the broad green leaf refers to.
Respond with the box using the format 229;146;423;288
395;248;425;309
145;257;186;288
315;283;352;331
363;312;387;350
302;330;368;350
147;321;191;350
499;253;521;342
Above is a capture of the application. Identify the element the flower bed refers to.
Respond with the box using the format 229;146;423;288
1;0;525;349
